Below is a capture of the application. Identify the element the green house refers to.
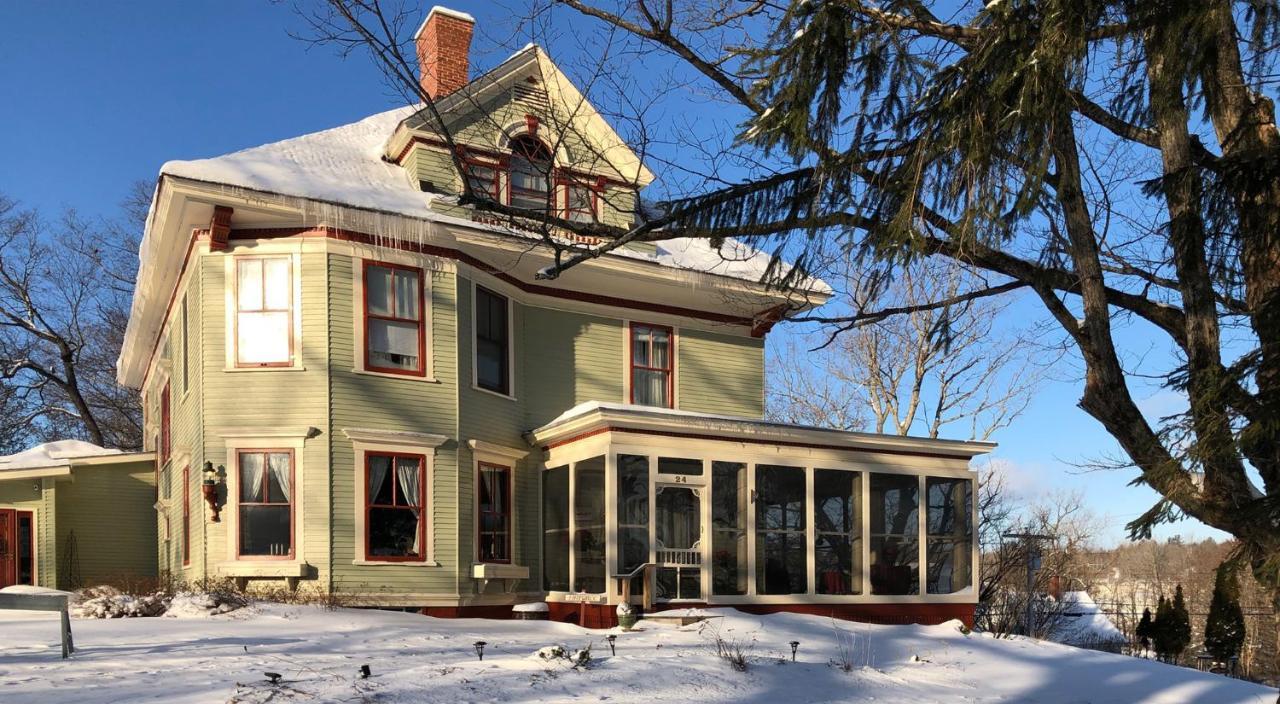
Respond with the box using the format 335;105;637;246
112;7;992;626
0;441;156;591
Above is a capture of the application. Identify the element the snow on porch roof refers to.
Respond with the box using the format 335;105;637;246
527;402;996;459
0;440;153;479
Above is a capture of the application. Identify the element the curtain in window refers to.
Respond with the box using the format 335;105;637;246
397;457;422;554
240;453;265;502
268;453;291;503
368;456;390;503
395;271;419;319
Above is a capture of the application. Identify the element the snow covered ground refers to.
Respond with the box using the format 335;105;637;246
0;604;1274;703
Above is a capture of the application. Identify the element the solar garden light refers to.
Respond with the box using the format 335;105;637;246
789;641;800;662
473;641;487;661
606;634;617;656
202;462;223;522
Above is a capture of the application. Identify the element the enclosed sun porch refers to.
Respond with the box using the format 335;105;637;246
528;403;993;625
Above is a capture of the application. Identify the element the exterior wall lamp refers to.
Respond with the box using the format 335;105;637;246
202;461;223;522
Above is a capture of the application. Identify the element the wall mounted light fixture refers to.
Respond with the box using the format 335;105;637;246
202;461;223;522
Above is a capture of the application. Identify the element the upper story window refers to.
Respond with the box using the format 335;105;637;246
508;135;553;210
363;261;425;376
461;152;500;201
475;286;511;395
160;381;171;463
563;179;600;223
235;257;293;366
630;323;673;408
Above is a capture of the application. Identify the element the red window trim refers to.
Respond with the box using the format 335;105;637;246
153;432;161;501
233;256;294;369
629;322;675;408
181;465;191;567
506;135;554;210
160;382;171;463
559;177;604;223
234;449;296;560
362;260;427;377
459;149;503;201
477;462;513;564
363;452;428;563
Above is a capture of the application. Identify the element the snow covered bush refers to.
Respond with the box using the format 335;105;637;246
532;644;592;669
72;586;167;618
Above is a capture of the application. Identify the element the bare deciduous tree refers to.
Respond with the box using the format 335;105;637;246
770;259;1043;440
0;185;147;451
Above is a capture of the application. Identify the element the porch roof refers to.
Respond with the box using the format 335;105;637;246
526;402;996;460
0;440;154;481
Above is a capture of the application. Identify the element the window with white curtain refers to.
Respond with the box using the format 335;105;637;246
237;450;293;557
630;324;673;407
235;257;293;366
365;452;426;561
364;261;424;375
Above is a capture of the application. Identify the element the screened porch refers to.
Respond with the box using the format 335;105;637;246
529;403;992;609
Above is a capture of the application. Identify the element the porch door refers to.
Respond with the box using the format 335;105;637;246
0;509;15;588
654;485;702;601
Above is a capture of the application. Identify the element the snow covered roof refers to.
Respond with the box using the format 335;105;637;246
529;402;995;459
0;440;152;479
0;440;122;470
156;43;826;292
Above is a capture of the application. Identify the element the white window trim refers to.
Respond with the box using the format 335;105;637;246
220;429;309;567
543;436;979;607
621;320;680;410
350;254;438;382
470;279;517;401
223;252;305;372
344;427;447;567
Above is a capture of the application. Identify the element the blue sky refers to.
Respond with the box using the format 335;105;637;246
0;1;1225;546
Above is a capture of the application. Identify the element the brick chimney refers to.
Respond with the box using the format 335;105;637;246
416;6;475;100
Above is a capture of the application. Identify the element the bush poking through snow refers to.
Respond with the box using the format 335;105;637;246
709;629;750;673
532;644;592;669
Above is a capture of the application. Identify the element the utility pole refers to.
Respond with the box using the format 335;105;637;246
1003;531;1056;637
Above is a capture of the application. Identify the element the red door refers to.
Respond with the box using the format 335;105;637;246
0;509;15;588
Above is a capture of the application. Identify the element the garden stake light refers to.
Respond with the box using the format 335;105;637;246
474;641;487;661
790;641;800;662
606;634;617;656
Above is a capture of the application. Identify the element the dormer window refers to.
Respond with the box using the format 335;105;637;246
508;135;553;210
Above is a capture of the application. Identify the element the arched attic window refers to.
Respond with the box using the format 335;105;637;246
507;135;554;211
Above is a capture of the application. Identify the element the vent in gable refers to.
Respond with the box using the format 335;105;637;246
512;81;549;112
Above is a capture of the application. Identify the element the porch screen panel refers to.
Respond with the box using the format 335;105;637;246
573;456;607;593
542;465;570;591
926;478;973;594
712;461;747;595
755;465;807;594
815;469;862;595
617;454;650;574
870;473;919;595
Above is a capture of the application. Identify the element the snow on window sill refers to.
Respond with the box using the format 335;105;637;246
351;559;441;568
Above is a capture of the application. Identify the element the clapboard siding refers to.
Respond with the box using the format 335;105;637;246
522;308;625;428
678;327;765;418
328;254;460;596
199;250;332;585
54;462;158;588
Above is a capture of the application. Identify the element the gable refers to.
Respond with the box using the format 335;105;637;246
386;46;654;189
